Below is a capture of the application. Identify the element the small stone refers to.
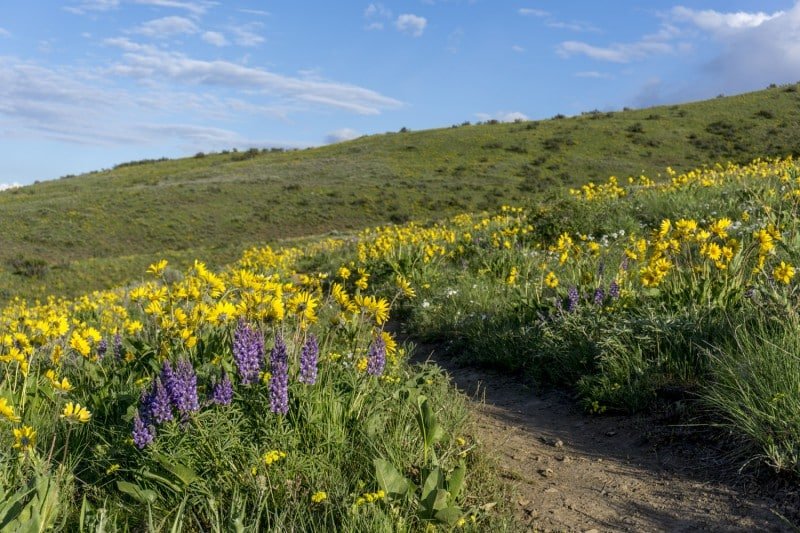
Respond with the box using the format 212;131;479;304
584;529;600;533
605;430;617;437
518;498;530;506
555;454;571;463
538;468;554;478
544;487;559;494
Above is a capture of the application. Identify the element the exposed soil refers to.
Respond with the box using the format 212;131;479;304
413;348;800;532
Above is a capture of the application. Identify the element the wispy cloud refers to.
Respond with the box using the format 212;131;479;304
557;39;672;63
131;16;199;38
230;23;264;46
0;28;11;38
519;8;548;17
132;0;214;17
104;37;402;114
396;14;427;37
64;0;120;15
574;70;612;79
671;6;784;32
511;44;525;53
547;20;600;33
238;8;269;17
364;3;392;31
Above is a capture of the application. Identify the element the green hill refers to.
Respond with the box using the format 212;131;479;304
3;83;800;301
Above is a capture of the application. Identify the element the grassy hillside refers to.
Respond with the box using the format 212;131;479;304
4;83;800;301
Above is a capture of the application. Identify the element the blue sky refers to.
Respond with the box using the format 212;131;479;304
1;0;798;186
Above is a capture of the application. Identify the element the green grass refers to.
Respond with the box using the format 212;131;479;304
5;84;800;301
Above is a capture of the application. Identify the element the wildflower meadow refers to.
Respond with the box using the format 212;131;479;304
2;154;800;530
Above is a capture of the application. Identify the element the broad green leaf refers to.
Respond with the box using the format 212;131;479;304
153;454;199;487
434;506;463;526
373;459;410;500
116;481;157;504
448;462;466;503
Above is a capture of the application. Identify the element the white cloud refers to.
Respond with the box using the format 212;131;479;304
366;22;384;31
64;0;120;14
230;23;264;46
557;39;672;63
475;111;528;122
131;16;199;38
104;38;402;115
671;6;783;32
447;28;464;53
325;128;360;144
396;14;427;37
202;31;227;46
365;3;392;19
512;45;525;53
0;183;22;191
519;8;548;17
0;28;11;38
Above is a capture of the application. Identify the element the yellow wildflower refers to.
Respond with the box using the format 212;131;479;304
774;261;795;284
263;450;287;465
12;425;36;451
311;491;328;503
0;398;21;423
61;402;91;423
544;271;559;288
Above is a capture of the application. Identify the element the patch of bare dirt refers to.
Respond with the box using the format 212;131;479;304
415;349;800;532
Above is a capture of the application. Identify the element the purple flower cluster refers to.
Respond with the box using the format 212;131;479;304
367;334;386;376
132;358;200;448
167;359;200;416
593;287;605;306
97;338;107;361
132;413;155;449
269;335;289;415
113;332;123;360
609;280;620;300
298;334;319;385
211;371;233;405
233;320;264;385
567;286;580;312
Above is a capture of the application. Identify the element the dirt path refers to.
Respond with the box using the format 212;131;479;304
415;350;799;532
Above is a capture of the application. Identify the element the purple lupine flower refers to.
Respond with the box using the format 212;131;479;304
554;296;563;313
97;338;107;361
593;287;605;306
609;280;620;300
132;413;155;449
269;335;289;415
169;359;200;416
298;334;319;385
233;320;264;385
113;332;123;360
744;286;755;299
211;372;233;405
567;286;580;312
620;257;629;272
145;378;173;424
367;334;386;376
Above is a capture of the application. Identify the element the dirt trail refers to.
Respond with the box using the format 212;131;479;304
415;349;799;532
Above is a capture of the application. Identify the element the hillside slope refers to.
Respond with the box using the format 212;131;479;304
3;84;800;300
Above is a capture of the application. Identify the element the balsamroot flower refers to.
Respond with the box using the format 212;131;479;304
367;334;386;376
233;320;264;385
269;334;289;415
61;402;91;423
298;334;318;385
211;371;233;405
